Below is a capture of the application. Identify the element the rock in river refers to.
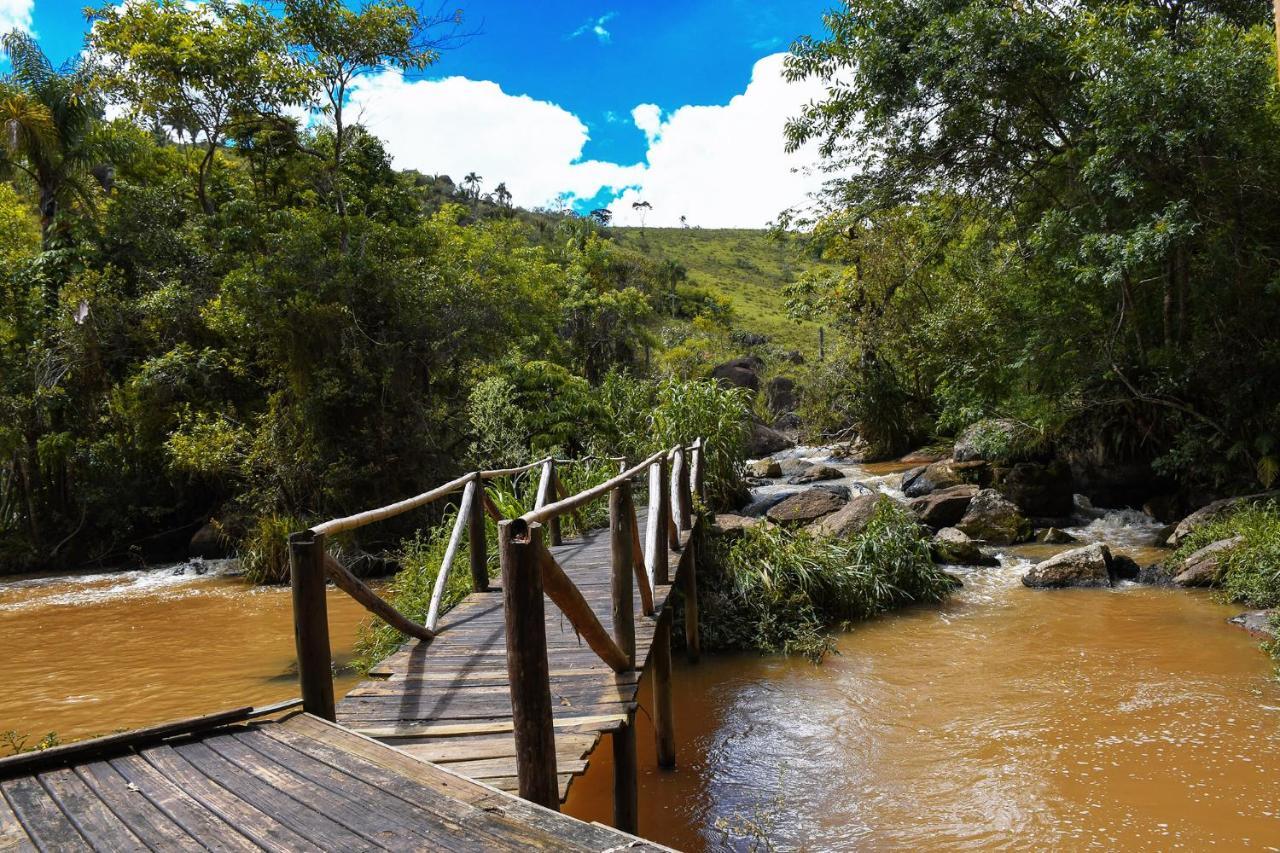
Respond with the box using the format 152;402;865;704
932;527;999;566
809;493;895;539
766;489;848;525
909;484;979;529
748;422;793;457
1035;527;1078;545
1022;543;1114;588
1172;536;1243;588
956;488;1031;545
746;458;782;478
788;464;843;485
1167;490;1280;546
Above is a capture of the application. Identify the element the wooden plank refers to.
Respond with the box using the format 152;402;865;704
350;713;628;740
138;745;321;851
0;787;35;852
107;753;262;852
74;761;204;853
36;768;147;852
166;741;369;849
0;777;89;851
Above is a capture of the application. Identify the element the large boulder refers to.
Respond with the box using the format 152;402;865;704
766;489;848;525
901;460;989;498
189;521;230;559
1172;536;1242;587
1022;543;1114;588
778;457;813;477
746;459;782;478
932;527;999;566
766;376;797;415
748;422;793;457
1228;610;1276;639
1036;527;1078;544
1168;491;1280;546
712;513;764;539
710;356;764;393
956;489;1031;545
900;448;949;465
739;491;796;518
909;484;979;529
809;493;896;539
953;418;1024;463
990;460;1074;518
788;464;843;485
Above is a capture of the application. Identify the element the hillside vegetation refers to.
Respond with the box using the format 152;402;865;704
612;227;821;358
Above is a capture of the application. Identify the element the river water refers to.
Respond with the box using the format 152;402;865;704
3;456;1278;850
563;454;1280;850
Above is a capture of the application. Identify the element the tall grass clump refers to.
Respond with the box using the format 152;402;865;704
701;501;956;661
240;514;304;584
1172;500;1280;609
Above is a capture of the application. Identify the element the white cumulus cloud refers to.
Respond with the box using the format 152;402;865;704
347;52;828;227
0;0;33;35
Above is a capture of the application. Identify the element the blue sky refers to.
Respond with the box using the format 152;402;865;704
7;0;836;226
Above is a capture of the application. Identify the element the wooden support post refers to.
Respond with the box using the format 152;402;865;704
684;529;701;664
548;463;563;546
609;483;636;669
468;473;489;592
612;718;638;835
652;610;676;769
288;530;336;721
646;461;668;586
621;485;654;616
498;520;559;809
690;437;706;504
674;447;693;532
662;452;679;553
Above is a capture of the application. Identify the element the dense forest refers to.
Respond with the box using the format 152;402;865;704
0;1;752;575
3;0;1280;582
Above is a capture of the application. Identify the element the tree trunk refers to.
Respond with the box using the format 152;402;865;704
37;183;57;251
197;143;217;216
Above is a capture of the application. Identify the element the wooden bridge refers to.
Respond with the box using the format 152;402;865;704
0;441;707;849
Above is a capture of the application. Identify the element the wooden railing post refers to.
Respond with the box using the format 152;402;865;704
609;483;636;669
288;530;335;721
662;452;679;553
498;520;559;809
691;437;706;503
468;473;489;592
548;462;563;546
613;719;638;834
674;447;693;532
621;484;654;616
684;527;701;664
652;609;676;768
646;461;668;586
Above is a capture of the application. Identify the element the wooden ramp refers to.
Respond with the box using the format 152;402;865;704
338;509;690;799
0;710;666;851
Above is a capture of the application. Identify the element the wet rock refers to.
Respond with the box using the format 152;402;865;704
766;376;796;415
953;418;1024;463
908;484;979;529
1022;543;1114;588
830;435;900;463
740;491;797;518
1110;554;1141;581
899;447;949;465
748;422;793;457
990;460;1074;518
788;464;843;485
778;457;814;477
1073;493;1107;520
189;521;230;559
766;489;848;525
808;493;896;539
1168;491;1280;546
902;460;988;498
1036;527;1078;545
711;357;763;393
932;527;999;566
1228;610;1276;639
1172;536;1243;587
1137;561;1177;586
956;489;1032;545
712;514;763;539
746;459;782;478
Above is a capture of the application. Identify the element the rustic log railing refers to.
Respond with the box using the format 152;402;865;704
287;438;706;829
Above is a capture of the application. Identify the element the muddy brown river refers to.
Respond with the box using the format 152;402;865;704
2;460;1278;850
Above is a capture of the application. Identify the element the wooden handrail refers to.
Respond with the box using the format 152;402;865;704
425;479;475;632
520;449;666;526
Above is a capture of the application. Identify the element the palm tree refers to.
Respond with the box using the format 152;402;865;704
0;31;105;252
631;200;652;230
493;181;511;210
462;171;482;199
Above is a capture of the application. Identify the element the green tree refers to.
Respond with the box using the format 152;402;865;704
0;31;105;251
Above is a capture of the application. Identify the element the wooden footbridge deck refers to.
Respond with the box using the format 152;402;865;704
1;441;706;849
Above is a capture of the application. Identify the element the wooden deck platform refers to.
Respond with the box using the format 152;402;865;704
0;710;667;851
338;509;691;799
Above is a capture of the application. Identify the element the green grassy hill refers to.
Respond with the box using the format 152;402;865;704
612;227;822;357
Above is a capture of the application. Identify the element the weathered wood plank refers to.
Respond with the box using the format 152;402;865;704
0;777;90;851
0;786;35;852
36;768;148;852
74;761;204;853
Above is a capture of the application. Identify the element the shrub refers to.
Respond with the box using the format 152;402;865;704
1172;500;1280;609
239;514;304;584
701;501;955;661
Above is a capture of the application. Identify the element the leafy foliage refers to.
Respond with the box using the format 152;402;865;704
1171;500;1280;609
